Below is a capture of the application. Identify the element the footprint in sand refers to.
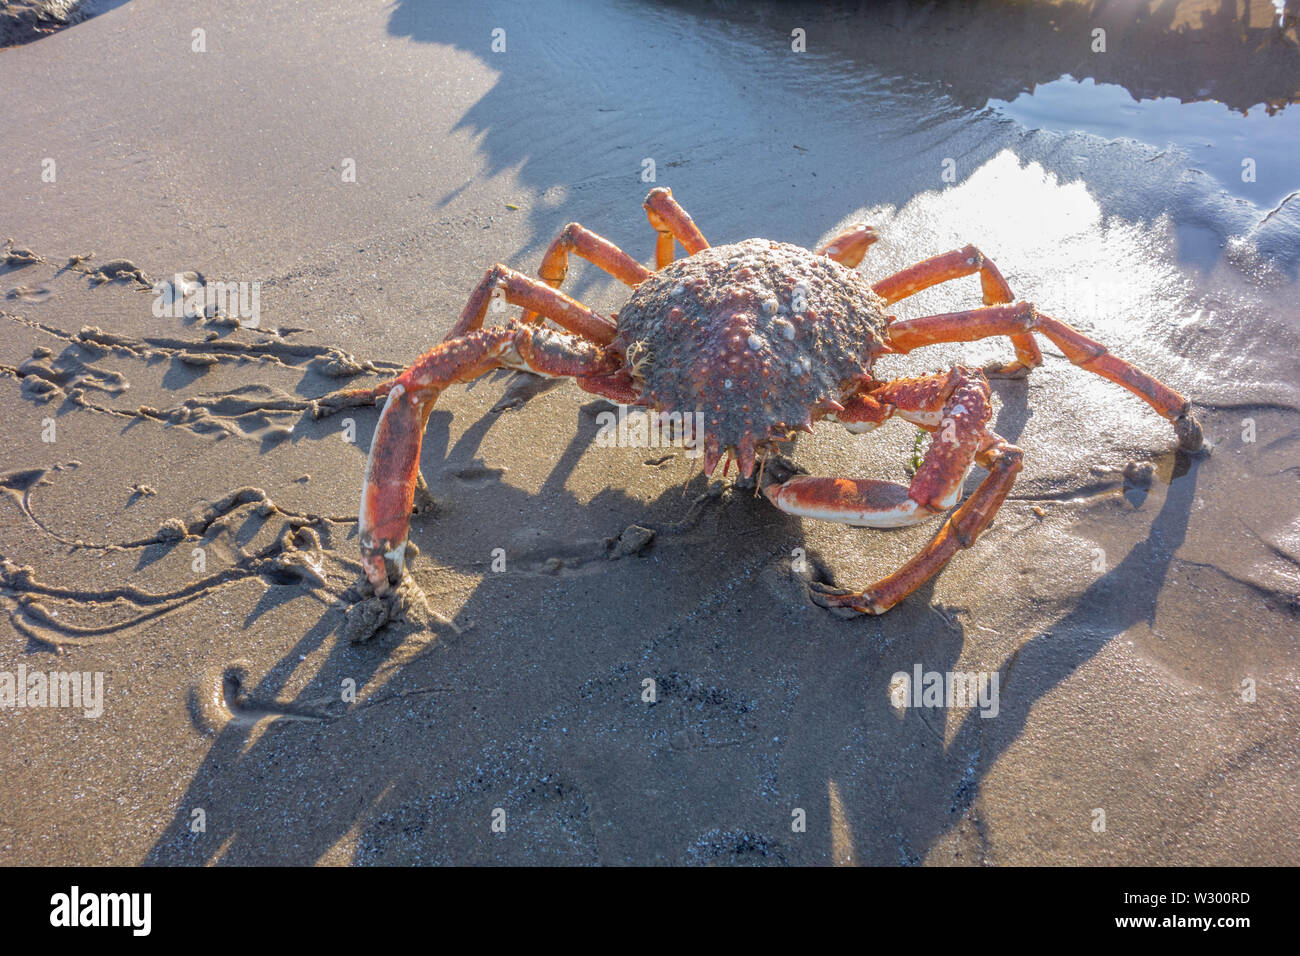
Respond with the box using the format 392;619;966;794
6;285;51;303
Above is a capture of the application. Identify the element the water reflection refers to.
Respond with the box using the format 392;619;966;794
658;0;1300;117
990;75;1300;206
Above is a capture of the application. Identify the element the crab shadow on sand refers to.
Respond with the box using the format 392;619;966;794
142;363;1202;863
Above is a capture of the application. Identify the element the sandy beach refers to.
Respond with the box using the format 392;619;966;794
1;0;1297;865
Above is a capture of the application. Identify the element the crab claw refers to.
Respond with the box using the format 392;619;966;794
359;383;435;595
762;476;926;528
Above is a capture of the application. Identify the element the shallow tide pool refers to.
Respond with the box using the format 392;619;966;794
989;74;1300;207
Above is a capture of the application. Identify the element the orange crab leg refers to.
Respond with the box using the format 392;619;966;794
810;437;1024;615
316;264;620;415
765;367;1019;614
871;245;1043;376
448;264;618;344
887;302;1204;450
815;224;880;268
360;327;515;592
767;367;989;525
643;187;709;268
360;324;623;593
521;222;652;323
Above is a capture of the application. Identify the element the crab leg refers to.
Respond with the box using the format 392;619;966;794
887;302;1204;450
766;367;991;527
315;265;620;416
360;324;623;594
871;245;1043;377
809;436;1024;615
643;187;709;268
521;222;651;323
448;264;618;343
815;224;880;268
765;367;1025;614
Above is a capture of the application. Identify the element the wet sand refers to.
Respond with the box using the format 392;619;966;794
1;0;1297;865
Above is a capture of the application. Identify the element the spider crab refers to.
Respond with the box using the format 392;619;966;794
333;188;1202;615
